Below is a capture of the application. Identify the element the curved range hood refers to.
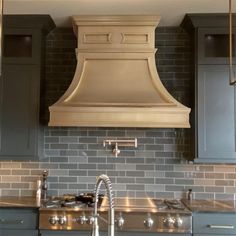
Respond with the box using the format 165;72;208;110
49;15;190;128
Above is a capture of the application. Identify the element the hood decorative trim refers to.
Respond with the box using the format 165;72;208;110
49;15;190;127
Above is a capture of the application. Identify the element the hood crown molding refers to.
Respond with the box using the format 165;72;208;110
49;15;190;128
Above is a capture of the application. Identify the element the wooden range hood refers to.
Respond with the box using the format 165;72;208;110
49;15;190;128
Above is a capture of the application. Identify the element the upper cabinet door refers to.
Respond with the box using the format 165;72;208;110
197;65;236;163
198;27;236;65
0;65;39;159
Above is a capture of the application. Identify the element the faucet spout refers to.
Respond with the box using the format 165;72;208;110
92;174;114;236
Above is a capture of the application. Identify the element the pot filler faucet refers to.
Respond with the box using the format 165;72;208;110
92;174;115;236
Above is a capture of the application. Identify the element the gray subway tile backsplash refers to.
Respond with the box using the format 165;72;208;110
0;26;236;200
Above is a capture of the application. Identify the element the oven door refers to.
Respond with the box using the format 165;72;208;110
115;233;191;236
39;230;191;236
39;230;90;236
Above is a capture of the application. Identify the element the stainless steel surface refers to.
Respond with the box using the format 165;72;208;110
92;174;114;236
0;196;39;208
39;197;192;233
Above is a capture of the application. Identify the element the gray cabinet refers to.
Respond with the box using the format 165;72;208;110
0;15;55;160
0;208;38;236
193;213;236;236
182;14;236;163
197;65;236;163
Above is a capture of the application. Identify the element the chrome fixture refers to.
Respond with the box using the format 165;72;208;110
229;0;236;85
103;138;138;157
92;174;114;236
42;170;48;200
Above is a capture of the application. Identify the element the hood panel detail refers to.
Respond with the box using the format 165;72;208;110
49;15;190;127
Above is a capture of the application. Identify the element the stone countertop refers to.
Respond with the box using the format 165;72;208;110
0;196;40;208
182;199;236;213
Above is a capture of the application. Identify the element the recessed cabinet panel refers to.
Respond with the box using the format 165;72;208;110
198;28;236;64
205;34;234;58
197;65;236;162
3;28;41;65
4;35;32;57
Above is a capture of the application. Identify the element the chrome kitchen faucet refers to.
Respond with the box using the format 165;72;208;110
92;174;115;236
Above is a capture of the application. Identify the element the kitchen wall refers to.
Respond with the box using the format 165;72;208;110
0;26;236;200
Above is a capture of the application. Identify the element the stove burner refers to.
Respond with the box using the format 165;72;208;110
164;199;185;210
152;199;187;211
153;199;169;210
41;193;104;209
44;201;61;208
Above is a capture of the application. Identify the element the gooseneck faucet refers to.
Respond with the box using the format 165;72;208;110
92;174;114;236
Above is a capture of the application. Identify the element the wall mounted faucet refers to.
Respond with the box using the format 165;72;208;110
103;138;137;157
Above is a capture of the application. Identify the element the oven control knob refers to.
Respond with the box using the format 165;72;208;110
174;215;183;228
88;216;95;225
80;215;88;224
49;216;58;225
116;216;125;228
144;216;154;229
163;214;174;227
76;215;88;225
58;216;67;225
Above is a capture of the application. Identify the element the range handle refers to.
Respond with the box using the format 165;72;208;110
208;224;234;229
0;218;24;224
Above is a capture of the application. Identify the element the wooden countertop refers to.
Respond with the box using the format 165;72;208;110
182;199;236;213
0;196;40;208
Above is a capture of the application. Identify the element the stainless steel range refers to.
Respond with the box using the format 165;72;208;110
39;194;192;235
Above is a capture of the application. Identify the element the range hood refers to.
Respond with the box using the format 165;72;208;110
49;15;190;128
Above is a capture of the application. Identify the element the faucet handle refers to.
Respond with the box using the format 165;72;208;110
187;189;192;200
43;170;48;178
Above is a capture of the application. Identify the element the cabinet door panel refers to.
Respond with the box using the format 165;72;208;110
0;208;38;229
0;64;39;159
198;27;236;64
193;213;236;235
197;65;236;163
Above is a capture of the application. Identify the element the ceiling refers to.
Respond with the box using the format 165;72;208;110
4;0;235;26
